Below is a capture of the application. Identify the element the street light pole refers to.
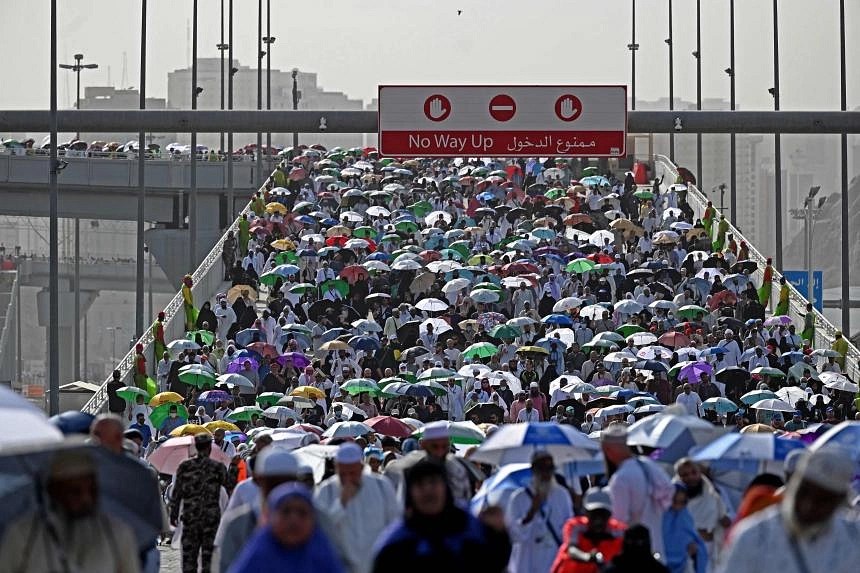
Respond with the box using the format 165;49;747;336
189;0;199;269
49;0;59;413
839;0;849;334
291;69;300;149
264;0;274;171
59;54;99;142
666;0;674;161
727;0;736;224
695;0;702;192
772;0;783;270
227;0;235;220
256;0;263;189
136;0;147;340
792;187;825;310
219;0;225;154
628;0;638;111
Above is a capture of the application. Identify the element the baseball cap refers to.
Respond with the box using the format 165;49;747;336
583;488;613;512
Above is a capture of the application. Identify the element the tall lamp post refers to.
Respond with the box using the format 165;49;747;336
136;0;147;341
291;69;301;149
694;0;702;192
666;0;674;160
59;53;98;140
790;187;826;310
227;0;235;220
189;0;200;269
771;0;782;270
59;53;98;381
627;0;638;111
838;0;849;334
49;0;59;414
218;0;226;154
725;0;736;224
256;0;263;188
263;0;275;170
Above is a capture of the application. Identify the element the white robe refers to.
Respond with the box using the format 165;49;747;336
506;482;572;573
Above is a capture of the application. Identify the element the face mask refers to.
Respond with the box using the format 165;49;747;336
500;384;507;390
800;382;807;389
170;413;178;419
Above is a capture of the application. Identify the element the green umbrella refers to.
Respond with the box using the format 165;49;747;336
412;421;484;445
352;226;376;239
178;367;217;388
581;340;618;353
633;190;655;200
340;378;381;395
545;188;566;200
186;330;215;346
275;251;299;265
566;258;596;274
752;366;786;378
379;376;411;387
381;233;403;243
473;282;502;292
378;157;396;166
227;405;264;422
489;324;521;339
394;220;419;234
150;403;189;429
438;249;463;261
321;167;341;177
615;324;645;337
117;386;150;403
289;282;317;295
293;201;316;214
447;241;471;259
320;279;350;297
256;392;285;408
283;323;312;335
417;367;458;381
581;166;599;176
408;200;433;218
677;305;709;319
462;342;499;359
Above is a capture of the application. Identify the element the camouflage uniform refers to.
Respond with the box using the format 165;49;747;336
170;453;227;573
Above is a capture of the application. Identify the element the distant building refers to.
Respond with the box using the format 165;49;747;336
77;86;174;147
167;59;365;150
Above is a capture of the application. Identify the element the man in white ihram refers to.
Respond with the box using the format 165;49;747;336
506;450;572;573
600;423;674;560
315;442;401;573
676;383;703;417
720;448;860;573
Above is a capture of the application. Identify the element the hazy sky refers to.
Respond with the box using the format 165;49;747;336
0;0;857;112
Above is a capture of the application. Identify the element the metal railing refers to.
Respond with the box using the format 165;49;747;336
654;155;859;380
0;271;18;383
80;168;274;414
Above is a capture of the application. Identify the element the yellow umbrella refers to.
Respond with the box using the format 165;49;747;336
149;391;184;408
270;238;296;251
326;225;352;238
319;340;349;352
169;424;212;437
227;285;257;304
291;386;326;400
265;202;288;215
203;420;241;433
739;423;775;434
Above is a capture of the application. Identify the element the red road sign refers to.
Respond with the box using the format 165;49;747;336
423;94;451;122
488;94;516;122
554;94;583;122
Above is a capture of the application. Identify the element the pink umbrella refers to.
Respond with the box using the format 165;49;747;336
146;436;231;475
289;166;307;181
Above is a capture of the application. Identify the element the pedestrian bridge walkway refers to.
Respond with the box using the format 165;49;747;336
80;154;859;414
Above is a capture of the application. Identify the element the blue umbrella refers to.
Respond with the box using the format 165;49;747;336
637;360;670;372
535;337;568;351
235;328;265;347
265;264;300;278
477;191;496;202
627;413;724;463
810;421;860;466
49;411;95;435
470;422;601;465
297;248;318;258
692;433;805;472
541;314;574;327
320;218;339;227
321;328;349;343
366;251;391;261
348;335;381;352
296;215;316;225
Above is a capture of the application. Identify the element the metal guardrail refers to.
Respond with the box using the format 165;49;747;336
0;271;18;383
654;155;859;380
80;169;273;414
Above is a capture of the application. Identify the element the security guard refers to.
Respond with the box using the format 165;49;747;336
171;433;227;573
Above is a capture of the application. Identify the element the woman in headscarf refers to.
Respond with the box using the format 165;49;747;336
603;525;668;573
228;483;344;573
372;459;511;573
661;485;707;573
196;301;218;334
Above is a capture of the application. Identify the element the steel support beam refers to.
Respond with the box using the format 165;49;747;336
2;110;860;135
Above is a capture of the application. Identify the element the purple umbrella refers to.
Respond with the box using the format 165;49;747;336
276;352;311;369
679;361;714;383
227;357;259;374
198;390;231;403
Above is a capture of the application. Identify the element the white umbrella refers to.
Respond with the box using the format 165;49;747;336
442;278;471;293
391;258;423;271
415;298;449;312
469;422;600;465
167;339;200;356
823;377;859;393
216;373;256;389
458;363;491;378
425;210;453;225
596;404;633;419
774;387;809;407
553;297;583;312
545;328;576;346
470;289;500;303
636;345;673;360
292;444;340;483
366;206;390;217
340;211;364;223
589;230;614;247
420;317;452;335
580;304;610;320
750;398;795;413
263;405;300;422
351;319;382;333
427;260;463;273
615;300;645;315
626;332;657;346
634;404;666;415
345;238;369;250
363;260;391;272
648;300;677;311
0;387;63;451
487;371;523;395
322;421;374;439
507;316;537;327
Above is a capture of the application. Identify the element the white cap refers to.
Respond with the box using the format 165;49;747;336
473;380;482;389
335;442;364;465
725;328;734;336
255;447;299;477
796;448;854;494
582;488;613;511
529;382;539;389
422;421;450;441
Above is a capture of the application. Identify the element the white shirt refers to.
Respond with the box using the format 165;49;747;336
676;391;703;417
516;408;541;423
719;506;860;573
314;473;401;573
608;456;674;559
506;482;573;573
717;338;742;367
214;305;237;341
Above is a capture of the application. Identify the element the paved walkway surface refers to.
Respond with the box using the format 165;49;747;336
157;545;181;572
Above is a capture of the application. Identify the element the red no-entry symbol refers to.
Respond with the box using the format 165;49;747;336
554;94;583;122
488;94;516;122
423;94;451;122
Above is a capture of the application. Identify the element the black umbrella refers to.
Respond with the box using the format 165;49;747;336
627;268;654;280
464;403;505;424
655;268;681;284
716;366;750;386
526;183;547;196
400;345;430;363
648;281;674;298
474;207;496;218
731;260;758;274
308;300;342;322
717;316;745;333
585;397;622;409
396;320;421;347
506;207;527;222
554;398;586;421
702;256;729;270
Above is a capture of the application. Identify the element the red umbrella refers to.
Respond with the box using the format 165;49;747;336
658;331;691;349
420;250;442;262
325;235;348;247
340;265;369;284
564;213;592;226
708;290;738;311
587;253;614;264
364;415;414;438
288;167;307;181
247;342;279;359
501;262;539;276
